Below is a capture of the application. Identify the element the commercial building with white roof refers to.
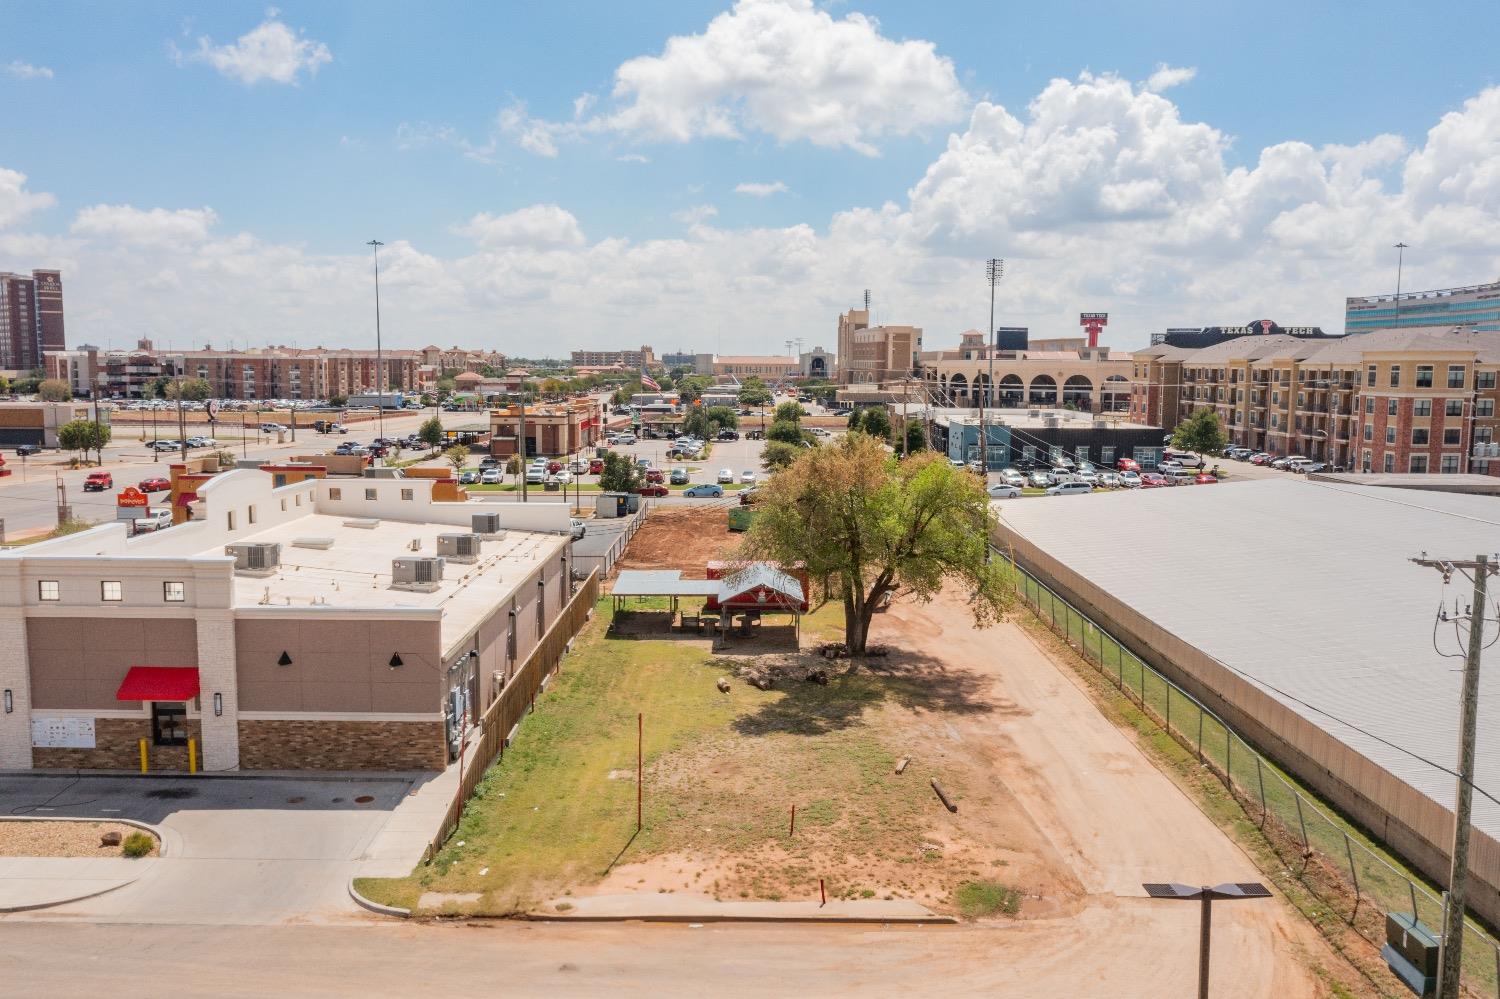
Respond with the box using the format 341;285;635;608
991;477;1500;922
0;469;579;774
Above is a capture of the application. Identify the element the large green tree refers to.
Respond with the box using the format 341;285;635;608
598;450;641;493
760;440;801;471
737;377;773;408
904;419;928;454
743;434;1010;654
849;407;892;441
1171;408;1228;459
773;400;805;424
418;415;445;450
766;419;804;445
57;419;111;464
163;377;213;402
38;379;72;402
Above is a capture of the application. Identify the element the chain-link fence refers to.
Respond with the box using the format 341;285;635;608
1007;560;1500;997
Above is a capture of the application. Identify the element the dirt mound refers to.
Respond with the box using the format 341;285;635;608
617;507;741;577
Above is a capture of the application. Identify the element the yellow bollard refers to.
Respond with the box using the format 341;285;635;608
138;738;149;774
187;737;198;774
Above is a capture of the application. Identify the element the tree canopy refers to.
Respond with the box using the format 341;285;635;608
773;400;805;423
766;419;804;445
37;379;72;402
737;377;773;407
760;440;801;471
58;419;110;462
1171;408;1228;457
847;407;892;441
598;450;641;493
743;434;1010;654
443;444;469;474
418;415;445;449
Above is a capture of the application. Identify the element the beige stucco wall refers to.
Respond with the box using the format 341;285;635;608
234;616;443;714
27;616;198;710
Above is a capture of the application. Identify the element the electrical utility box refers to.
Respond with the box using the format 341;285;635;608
1380;911;1438;997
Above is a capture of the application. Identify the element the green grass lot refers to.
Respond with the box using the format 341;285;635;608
354;597;967;916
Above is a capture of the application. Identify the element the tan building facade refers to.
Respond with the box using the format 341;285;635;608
918;330;1132;413
836;307;922;385
711;355;800;381
488;398;605;457
570;345;657;369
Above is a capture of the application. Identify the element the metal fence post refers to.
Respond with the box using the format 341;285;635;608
1225;727;1233;790
1116;641;1123;688
1409;881;1420;922
1165;682;1171;732
1196;710;1204;762
1138;661;1145;706
1294;792;1310;853
1343;831;1361;921
1256;755;1267;826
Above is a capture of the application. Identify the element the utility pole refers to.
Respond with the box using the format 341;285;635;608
367;239;386;446
1393;242;1409;330
984;259;1004;482
175;376;187;462
519;395;528;503
1410;552;1493;999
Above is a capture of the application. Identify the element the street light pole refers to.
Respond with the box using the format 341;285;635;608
984;258;1004;481
1393;241;1409;330
1143;882;1271;999
367;239;386;447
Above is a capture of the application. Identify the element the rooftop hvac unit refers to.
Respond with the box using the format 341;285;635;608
1028;409;1040;418
225;542;281;576
437;533;482;563
1043;417;1060;429
392;556;445;592
471;512;503;536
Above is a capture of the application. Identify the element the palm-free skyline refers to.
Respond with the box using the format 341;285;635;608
3;0;1499;353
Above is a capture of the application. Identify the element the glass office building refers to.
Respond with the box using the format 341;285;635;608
1345;280;1500;334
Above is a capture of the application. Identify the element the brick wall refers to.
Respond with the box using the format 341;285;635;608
33;716;202;771
238;719;446;771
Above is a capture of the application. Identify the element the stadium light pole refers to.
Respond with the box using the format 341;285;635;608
1393;241;1409;330
983;258;1003;565
367;239;386;448
1142;881;1271;999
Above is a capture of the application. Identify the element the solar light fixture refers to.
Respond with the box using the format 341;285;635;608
277;651;293;666
1142;882;1271;999
388;653;403;669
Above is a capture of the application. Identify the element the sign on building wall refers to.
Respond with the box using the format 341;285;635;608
31;716;96;749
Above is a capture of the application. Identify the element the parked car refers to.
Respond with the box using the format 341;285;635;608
1097;471;1121;489
716;468;734;484
1027;470;1054;489
1194;472;1218;484
589;458;604;475
716;430;740;441
138;476;171;493
1285;458;1316;473
1118;470;1142;488
1115;457;1141;472
83;472;113;491
568;459;588;474
1044;481;1093;496
616;434;637;445
999;468;1026;488
669;468;689;485
683;483;723;498
15;443;43;456
740;470;756;484
1157;460;1184;475
1249;453;1275;465
987;483;1022;499
1168;472;1198;486
634;483;669;497
458;470;480;484
479;456;502;468
1162;449;1205;468
1139;472;1168;488
546;460;564;474
525;466;546;484
151;439;182;452
480;468;503;484
133;509;173;533
645;468;665;483
552;470;573;485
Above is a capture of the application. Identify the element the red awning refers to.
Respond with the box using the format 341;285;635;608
173;492;198;507
116;667;200;702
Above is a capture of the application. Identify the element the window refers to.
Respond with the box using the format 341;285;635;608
1445;399;1463;417
1270;414;1279;429
1385;426;1397;444
1383;452;1395;473
1387;398;1398;416
247;505;257;525
1363;423;1373;441
1271;391;1280;405
101;580;122;602
1411;428;1429;446
1441;454;1461;474
1414;400;1432;417
400;489;414;501
365;488;377;501
536;579;545;631
1409;455;1428;473
38;580;59;601
1099;446;1115;465
1366;365;1376;387
1479;400;1495;418
1415;365;1433;388
1361;450;1372;472
151;702;188;747
1448;365;1466;389
328;487;341;501
1364;397;1374;414
226;511;236;531
1444;428;1461;446
1297;393;1305;407
163;581;185;602
1478;371;1497;390
1389;366;1400;388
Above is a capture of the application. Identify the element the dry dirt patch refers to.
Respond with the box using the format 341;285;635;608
615;506;738;576
0;820;158;858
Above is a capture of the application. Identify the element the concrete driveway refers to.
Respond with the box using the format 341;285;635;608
0;774;423;925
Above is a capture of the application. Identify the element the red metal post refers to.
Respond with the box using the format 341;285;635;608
820;878;826;907
789;803;796;837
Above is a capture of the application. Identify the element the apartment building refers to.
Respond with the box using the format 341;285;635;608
711;355;800;381
1130;327;1500;474
0;469;576;773
1346;279;1500;334
570;345;658;369
0;269;65;372
835;307;922;385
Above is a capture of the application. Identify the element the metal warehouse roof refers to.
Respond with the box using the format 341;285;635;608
997;478;1500;843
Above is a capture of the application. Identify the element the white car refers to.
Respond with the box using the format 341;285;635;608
999;468;1027;488
525;466;546;484
987;484;1022;499
568;459;588;474
739;470;756;484
616;434;637;445
480;468;503;484
1044;481;1094;496
1119;471;1142;488
552;470;573;484
717;468;735;484
133;509;173;532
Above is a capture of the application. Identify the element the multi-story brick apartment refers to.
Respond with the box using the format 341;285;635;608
570;345;658;370
835;306;922;385
419;345;506;373
1130;326;1500;475
0;269;65;372
0;469;578;772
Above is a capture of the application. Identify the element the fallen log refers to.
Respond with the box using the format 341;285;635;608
716;677;731;694
895;756;910;775
931;779;957;813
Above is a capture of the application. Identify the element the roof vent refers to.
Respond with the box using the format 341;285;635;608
226;542;281;576
343;518;380;529
392;556;445;592
292;537;335;550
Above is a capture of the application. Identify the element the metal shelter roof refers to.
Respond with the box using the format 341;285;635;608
611;570;720;597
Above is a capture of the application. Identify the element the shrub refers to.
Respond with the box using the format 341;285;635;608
953;880;1021;919
121;831;155;858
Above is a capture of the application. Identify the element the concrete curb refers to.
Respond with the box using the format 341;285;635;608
348;878;411;919
0;873;144;913
0;814;168;856
518;912;959;925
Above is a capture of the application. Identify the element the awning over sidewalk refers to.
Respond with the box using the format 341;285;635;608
115;667;200;702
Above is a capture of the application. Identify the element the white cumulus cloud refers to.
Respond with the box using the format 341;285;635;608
71;204;218;246
177;15;331;85
735;181;790;197
0;168;56;228
452;205;586;249
5;61;54;80
1144;64;1196;92
593;0;967;156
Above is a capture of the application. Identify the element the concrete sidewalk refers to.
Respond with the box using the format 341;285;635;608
0;856;156;912
537;892;954;924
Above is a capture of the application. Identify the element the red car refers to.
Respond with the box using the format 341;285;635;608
83;471;113;492
1138;472;1167;488
645;468;664;483
1194;472;1218;484
138;476;171;492
634;484;669;497
588;458;603;475
546;460;563;474
1115;457;1140;473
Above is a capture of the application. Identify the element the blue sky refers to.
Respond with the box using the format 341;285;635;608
3;1;1499;354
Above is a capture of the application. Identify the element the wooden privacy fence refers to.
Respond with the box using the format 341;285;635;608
425;567;602;861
